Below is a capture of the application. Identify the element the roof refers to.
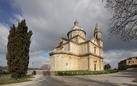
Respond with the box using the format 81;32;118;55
71;20;84;30
118;56;137;64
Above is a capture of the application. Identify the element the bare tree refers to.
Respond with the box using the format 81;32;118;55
106;0;137;41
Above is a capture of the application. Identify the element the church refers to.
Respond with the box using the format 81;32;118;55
49;21;104;71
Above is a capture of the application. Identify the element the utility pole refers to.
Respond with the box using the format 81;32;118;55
32;61;34;75
32;61;34;70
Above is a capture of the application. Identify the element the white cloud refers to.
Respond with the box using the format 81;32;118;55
11;0;137;68
0;23;9;54
0;23;9;66
12;0;110;52
29;51;50;68
1;0;137;69
10;14;24;26
0;54;7;66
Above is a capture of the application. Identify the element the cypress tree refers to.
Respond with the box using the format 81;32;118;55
6;19;33;78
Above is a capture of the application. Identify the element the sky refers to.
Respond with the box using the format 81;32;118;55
0;0;137;68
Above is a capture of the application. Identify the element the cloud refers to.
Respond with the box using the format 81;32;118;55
10;14;24;26
0;0;137;68
0;23;9;66
103;35;137;51
11;0;137;68
0;54;7;66
13;0;137;52
12;0;111;52
104;49;137;68
0;23;9;54
29;51;50;68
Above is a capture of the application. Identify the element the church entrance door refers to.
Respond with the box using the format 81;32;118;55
94;64;96;71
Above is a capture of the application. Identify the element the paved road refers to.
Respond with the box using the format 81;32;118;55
27;68;137;86
2;68;137;86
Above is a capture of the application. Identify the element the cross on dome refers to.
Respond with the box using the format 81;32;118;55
74;20;79;26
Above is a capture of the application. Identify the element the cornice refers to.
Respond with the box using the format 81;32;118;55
49;50;103;59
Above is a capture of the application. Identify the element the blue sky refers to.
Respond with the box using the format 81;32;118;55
0;0;137;68
0;0;20;66
0;0;21;26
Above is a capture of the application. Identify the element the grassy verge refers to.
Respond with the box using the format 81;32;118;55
57;70;119;76
0;74;31;85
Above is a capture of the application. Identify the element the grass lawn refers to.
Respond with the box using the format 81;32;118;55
0;74;31;85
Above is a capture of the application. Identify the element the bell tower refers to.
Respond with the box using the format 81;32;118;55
94;23;103;47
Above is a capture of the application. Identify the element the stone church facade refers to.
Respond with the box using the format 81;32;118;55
49;21;104;71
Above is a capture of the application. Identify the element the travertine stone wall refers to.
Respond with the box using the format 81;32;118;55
71;37;77;43
70;42;79;54
88;42;101;56
79;57;88;70
79;43;88;55
50;54;79;71
77;36;85;43
62;43;69;51
68;30;86;39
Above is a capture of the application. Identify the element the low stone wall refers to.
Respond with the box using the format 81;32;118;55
27;70;49;75
49;71;58;76
27;70;59;76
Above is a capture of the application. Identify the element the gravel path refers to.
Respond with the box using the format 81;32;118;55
1;68;137;86
35;68;137;86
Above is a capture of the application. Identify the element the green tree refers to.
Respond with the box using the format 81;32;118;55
106;0;137;41
6;19;33;78
104;64;111;70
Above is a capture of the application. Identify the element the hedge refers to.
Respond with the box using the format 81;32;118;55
57;70;119;76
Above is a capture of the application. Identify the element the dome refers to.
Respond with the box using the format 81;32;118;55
71;20;84;30
67;20;86;39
